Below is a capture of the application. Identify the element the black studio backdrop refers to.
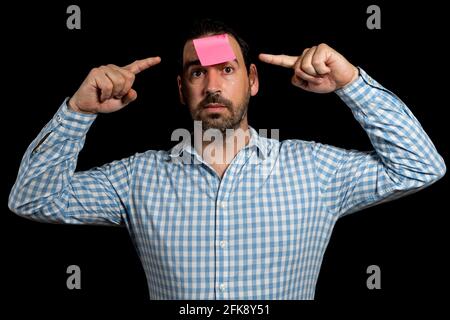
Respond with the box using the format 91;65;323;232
2;0;449;311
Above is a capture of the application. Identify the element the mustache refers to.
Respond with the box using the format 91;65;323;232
198;93;233;109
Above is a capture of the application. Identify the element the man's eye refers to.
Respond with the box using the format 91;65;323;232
191;70;204;78
223;66;234;74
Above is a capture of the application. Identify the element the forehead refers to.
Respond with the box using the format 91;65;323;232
183;34;244;66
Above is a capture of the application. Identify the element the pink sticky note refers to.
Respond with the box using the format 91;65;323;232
193;34;236;66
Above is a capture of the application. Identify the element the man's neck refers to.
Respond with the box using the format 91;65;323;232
195;123;251;168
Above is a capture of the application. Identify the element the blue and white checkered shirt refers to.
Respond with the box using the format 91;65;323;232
9;68;446;299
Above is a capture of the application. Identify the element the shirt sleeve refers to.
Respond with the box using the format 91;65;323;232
311;68;446;218
8;99;133;226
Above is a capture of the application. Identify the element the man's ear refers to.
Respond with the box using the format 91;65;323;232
249;64;259;96
177;75;186;105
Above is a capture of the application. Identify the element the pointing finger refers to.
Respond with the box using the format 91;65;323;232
259;54;298;68
123;56;161;74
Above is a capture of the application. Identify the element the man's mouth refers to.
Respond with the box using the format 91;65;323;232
204;103;227;111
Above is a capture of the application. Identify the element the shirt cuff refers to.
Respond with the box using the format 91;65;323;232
334;67;387;111
51;98;97;139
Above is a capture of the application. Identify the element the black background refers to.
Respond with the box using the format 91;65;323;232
2;0;449;315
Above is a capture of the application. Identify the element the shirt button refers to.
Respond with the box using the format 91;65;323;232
219;283;227;292
56;115;62;122
220;241;227;249
219;202;227;209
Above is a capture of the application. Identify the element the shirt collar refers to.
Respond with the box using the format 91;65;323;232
169;126;269;162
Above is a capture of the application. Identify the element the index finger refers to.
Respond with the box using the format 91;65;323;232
123;56;161;74
258;54;298;68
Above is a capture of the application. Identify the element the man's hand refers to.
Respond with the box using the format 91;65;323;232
68;56;161;114
259;44;358;93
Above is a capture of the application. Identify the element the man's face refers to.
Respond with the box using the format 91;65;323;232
178;34;259;131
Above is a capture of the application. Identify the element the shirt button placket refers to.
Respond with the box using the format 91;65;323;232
216;199;229;299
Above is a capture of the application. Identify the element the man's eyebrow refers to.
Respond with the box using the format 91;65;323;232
229;58;239;66
183;59;201;70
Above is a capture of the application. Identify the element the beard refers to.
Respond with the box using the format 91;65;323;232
188;89;250;132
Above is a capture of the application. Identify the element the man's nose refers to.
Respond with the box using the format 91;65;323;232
205;69;222;95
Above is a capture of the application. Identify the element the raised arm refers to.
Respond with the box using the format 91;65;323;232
261;44;446;216
8;57;161;225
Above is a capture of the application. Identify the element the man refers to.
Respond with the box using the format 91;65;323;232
8;19;446;299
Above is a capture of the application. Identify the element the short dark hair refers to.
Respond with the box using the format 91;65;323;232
179;19;251;73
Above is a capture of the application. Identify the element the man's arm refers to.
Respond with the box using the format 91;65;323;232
260;44;445;217
8;57;161;225
8;100;133;225
311;68;445;217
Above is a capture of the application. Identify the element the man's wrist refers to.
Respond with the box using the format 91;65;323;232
343;66;359;88
335;66;360;92
349;66;359;85
67;97;96;115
